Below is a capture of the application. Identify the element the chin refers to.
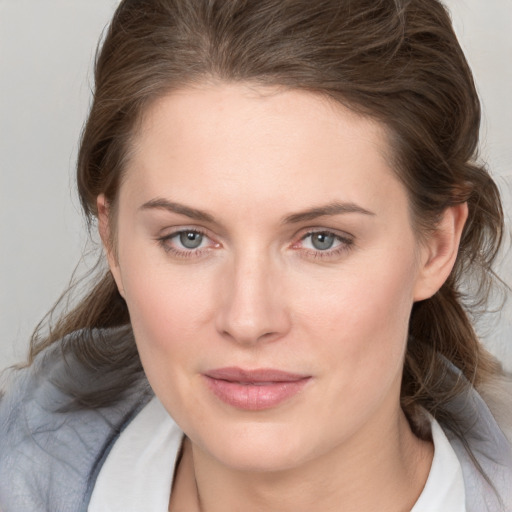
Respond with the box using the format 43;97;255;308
194;420;313;473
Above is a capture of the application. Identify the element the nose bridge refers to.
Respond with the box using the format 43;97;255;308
216;247;289;345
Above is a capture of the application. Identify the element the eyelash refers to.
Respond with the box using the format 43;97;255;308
156;228;354;260
157;228;214;258
294;230;354;260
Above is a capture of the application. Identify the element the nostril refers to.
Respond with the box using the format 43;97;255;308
258;331;277;341
218;323;283;346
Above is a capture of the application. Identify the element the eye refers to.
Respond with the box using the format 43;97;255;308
294;230;354;259
178;230;204;249
308;232;336;251
157;228;217;257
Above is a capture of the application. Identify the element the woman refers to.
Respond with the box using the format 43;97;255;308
1;0;511;510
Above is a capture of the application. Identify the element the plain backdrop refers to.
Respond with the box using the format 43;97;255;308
1;0;511;372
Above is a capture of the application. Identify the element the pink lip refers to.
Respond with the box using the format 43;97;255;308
203;367;311;411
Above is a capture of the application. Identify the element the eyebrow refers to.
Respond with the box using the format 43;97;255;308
139;198;215;223
282;201;375;224
139;198;374;225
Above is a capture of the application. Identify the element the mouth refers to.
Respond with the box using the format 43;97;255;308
203;367;311;411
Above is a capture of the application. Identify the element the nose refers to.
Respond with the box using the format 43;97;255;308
215;252;291;346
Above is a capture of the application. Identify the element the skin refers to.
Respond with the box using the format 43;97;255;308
98;83;467;511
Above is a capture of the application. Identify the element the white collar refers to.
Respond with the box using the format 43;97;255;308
88;397;183;512
89;398;466;511
411;418;466;511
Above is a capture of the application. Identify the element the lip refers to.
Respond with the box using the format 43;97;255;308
203;367;311;411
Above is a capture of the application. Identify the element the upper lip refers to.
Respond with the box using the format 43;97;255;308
205;367;309;383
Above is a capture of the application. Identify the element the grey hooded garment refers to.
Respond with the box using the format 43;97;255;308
0;330;511;511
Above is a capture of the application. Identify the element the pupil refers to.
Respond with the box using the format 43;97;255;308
180;231;203;249
312;233;334;250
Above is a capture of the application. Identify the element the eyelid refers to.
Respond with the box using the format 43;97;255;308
155;225;355;260
156;226;220;257
293;226;354;244
290;227;355;258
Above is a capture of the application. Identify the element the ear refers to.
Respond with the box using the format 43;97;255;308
413;203;468;301
97;194;125;298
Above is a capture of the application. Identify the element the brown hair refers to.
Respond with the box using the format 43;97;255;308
30;0;504;433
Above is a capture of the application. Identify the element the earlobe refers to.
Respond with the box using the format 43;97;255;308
97;194;125;298
413;203;468;301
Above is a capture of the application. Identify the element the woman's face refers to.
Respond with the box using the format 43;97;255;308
102;83;444;472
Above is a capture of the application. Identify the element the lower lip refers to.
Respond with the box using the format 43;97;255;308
204;376;310;411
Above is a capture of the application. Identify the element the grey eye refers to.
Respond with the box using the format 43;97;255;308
311;232;335;250
179;231;203;249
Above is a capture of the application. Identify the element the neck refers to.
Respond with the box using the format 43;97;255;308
172;409;433;512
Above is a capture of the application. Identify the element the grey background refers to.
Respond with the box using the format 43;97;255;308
1;0;511;372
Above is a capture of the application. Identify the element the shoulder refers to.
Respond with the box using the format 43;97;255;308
0;329;152;512
443;370;512;511
478;371;512;444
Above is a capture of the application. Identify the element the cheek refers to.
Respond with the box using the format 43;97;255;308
294;250;418;378
116;242;217;362
120;261;217;421
126;274;212;345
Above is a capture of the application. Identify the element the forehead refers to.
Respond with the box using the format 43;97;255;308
121;83;406;220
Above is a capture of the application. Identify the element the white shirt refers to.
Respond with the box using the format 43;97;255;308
89;397;466;511
88;398;182;511
410;418;466;511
